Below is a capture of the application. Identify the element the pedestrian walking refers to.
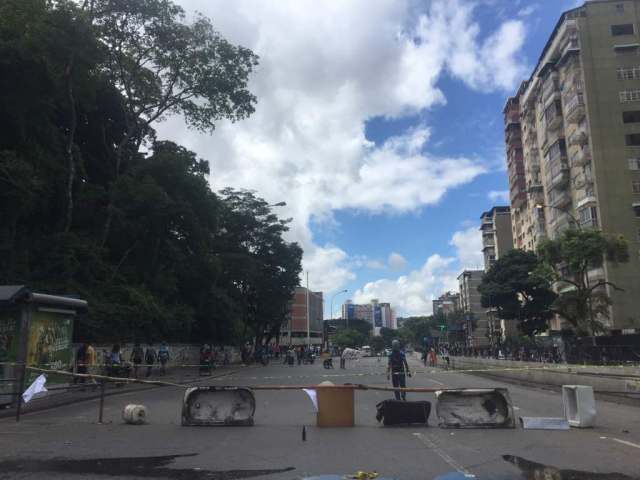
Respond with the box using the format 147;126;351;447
74;343;88;384
145;343;157;377
158;342;169;375
86;342;97;383
130;342;144;378
387;339;411;401
340;347;347;369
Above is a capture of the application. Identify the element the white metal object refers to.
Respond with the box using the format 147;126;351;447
122;404;147;425
562;385;596;427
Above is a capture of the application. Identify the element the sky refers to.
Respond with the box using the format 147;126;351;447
158;0;585;318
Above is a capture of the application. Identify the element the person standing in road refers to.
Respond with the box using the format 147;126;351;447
157;342;170;375
85;342;97;383
387;339;411;401
130;342;144;378
74;343;88;384
145;343;157;377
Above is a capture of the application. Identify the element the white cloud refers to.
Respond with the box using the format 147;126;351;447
517;4;538;17
450;226;484;270
353;254;458;316
159;0;527;293
388;252;408;271
352;226;483;316
488;190;510;202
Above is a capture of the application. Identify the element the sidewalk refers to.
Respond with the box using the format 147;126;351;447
0;364;247;420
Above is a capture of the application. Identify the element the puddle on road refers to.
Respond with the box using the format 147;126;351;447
503;455;638;480
0;453;294;479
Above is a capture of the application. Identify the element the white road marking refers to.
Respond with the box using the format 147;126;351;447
612;438;640;449
412;432;474;476
424;378;447;386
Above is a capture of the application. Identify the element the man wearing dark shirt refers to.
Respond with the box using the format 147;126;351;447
387;339;411;401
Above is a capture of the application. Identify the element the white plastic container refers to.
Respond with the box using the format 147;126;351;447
122;404;147;425
562;385;596;428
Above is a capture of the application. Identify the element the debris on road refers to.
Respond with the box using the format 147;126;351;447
122;404;147;425
435;388;515;428
519;417;570;430
375;400;430;426
181;386;255;426
562;385;596;428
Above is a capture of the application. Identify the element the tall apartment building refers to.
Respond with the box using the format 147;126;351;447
432;291;461;316
505;0;640;332
282;287;323;346
341;299;396;331
480;206;514;271
457;270;489;347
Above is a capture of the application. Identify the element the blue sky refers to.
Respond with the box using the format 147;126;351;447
163;0;584;317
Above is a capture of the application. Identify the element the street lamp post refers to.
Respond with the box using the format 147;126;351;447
330;289;348;322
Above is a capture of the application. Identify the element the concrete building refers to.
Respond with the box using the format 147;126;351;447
480;206;514;271
504;0;640;332
432;292;461;316
341;299;397;331
458;270;489;348
281;287;323;346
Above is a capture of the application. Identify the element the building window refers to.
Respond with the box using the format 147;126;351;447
579;206;598;227
612;24;635;36
629;158;640;170
619;90;640;102
633;180;640;194
626;133;640;145
634;205;640;217
617;66;640;80
623;111;640;123
637;228;640;241
616;4;625;13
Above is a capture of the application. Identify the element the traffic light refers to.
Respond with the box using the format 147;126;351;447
439;324;447;332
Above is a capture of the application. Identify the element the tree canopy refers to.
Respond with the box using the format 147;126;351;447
478;249;556;336
537;229;629;336
0;0;301;345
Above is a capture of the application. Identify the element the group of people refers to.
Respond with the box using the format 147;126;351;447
199;344;230;374
74;342;171;382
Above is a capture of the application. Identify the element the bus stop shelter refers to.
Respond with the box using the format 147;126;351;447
0;285;88;406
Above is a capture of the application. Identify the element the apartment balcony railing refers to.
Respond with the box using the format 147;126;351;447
573;172;594;190
547;167;570;190
564;92;585;123
570;146;591;167
568;129;588;147
541;75;560;104
552;193;571;208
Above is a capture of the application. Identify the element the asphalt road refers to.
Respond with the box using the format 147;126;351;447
1;355;640;480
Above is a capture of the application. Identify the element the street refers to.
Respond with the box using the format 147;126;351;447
1;356;640;480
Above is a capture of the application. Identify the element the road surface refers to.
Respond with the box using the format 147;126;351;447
1;355;639;479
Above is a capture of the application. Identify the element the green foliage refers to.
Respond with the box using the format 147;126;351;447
0;0;302;345
397;316;436;347
332;328;366;348
478;249;556;336
537;229;630;336
325;319;372;339
369;336;385;353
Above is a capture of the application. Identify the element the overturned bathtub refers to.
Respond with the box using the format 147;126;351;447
435;388;516;428
181;386;256;426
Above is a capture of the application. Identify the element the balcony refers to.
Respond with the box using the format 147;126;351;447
560;36;580;61
570;146;591;167
564;92;585;123
548;167;570;190
568;129;588;147
573;172;594;189
541;74;560;104
544;100;563;132
552;192;571;208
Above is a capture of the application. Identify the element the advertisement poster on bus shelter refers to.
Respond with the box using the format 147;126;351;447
26;310;74;383
0;309;20;400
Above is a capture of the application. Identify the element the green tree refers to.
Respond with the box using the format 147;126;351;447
537;229;629;338
478;249;557;337
90;0;259;245
397;316;435;348
332;328;366;349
